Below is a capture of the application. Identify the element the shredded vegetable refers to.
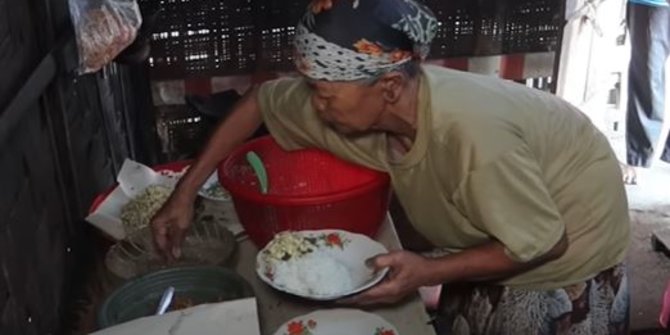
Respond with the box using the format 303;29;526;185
263;232;315;261
121;185;173;233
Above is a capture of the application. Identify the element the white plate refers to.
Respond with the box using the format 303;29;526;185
92;298;260;335
256;230;389;301
272;309;399;335
196;172;243;236
198;172;232;202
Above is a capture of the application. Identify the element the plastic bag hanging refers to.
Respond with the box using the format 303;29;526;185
67;0;142;74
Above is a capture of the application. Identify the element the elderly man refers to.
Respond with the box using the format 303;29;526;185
152;0;630;333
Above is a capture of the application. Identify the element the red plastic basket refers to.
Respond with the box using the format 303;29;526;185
218;136;391;247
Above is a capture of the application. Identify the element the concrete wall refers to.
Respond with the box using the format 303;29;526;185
556;0;628;143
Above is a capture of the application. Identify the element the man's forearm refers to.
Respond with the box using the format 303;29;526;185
424;242;530;285
174;85;264;199
425;234;568;285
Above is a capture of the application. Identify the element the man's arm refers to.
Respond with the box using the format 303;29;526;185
151;85;263;258
428;231;568;284
342;232;568;306
174;85;263;199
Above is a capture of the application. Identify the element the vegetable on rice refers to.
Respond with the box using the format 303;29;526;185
263;232;315;261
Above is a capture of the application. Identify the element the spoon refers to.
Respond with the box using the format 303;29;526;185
155;286;175;315
246;151;268;194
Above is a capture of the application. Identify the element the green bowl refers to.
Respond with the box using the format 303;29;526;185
97;266;254;329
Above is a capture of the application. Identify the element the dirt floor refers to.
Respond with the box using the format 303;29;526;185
626;161;670;333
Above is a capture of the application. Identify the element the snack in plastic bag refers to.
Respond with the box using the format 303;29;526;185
68;0;142;73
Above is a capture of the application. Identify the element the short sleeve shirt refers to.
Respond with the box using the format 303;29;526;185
256;65;630;289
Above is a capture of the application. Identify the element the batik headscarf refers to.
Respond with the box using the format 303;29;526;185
294;0;438;82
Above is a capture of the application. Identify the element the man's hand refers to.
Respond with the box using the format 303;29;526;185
150;84;264;260
339;251;438;306
151;193;194;260
338;234;568;306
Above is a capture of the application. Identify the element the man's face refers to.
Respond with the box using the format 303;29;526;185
308;79;385;134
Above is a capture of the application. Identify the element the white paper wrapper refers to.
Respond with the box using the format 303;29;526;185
86;159;243;240
90;298;260;335
85;159;188;240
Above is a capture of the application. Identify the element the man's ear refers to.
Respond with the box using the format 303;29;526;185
378;72;405;103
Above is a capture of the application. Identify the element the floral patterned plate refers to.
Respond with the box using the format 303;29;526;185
272;309;399;335
256;230;389;301
198;172;232;202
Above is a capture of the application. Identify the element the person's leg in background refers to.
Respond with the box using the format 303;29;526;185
624;2;670;183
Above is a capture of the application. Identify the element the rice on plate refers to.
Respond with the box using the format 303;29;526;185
274;249;354;296
256;230;389;300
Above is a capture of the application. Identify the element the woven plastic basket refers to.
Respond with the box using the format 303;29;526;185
218;136;391;247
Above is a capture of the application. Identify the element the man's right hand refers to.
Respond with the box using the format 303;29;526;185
149;83;264;260
151;192;195;260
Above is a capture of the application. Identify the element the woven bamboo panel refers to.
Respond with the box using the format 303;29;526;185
0;73;151;334
155;104;213;161
63;74;124;209
54;66;156;334
142;0;561;79
0;0;40;111
0;105;70;335
0;69;146;335
0;0;153;333
426;0;561;57
0;0;60;332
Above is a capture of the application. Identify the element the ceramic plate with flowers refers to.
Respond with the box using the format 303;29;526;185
272;309;399;335
256;230;389;300
197;172;232;202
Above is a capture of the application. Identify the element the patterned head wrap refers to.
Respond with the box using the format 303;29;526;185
294;0;438;82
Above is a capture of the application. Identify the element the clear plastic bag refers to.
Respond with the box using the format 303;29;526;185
68;0;142;74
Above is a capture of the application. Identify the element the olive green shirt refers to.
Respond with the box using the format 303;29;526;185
257;65;630;289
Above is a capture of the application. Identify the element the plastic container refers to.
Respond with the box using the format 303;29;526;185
104;218;237;280
218;136;391;247
97;266;254;328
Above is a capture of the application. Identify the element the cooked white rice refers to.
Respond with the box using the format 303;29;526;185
273;251;354;296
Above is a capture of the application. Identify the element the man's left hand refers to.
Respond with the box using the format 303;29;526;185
339;250;438;306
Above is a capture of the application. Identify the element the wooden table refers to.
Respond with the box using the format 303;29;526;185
229;215;438;335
